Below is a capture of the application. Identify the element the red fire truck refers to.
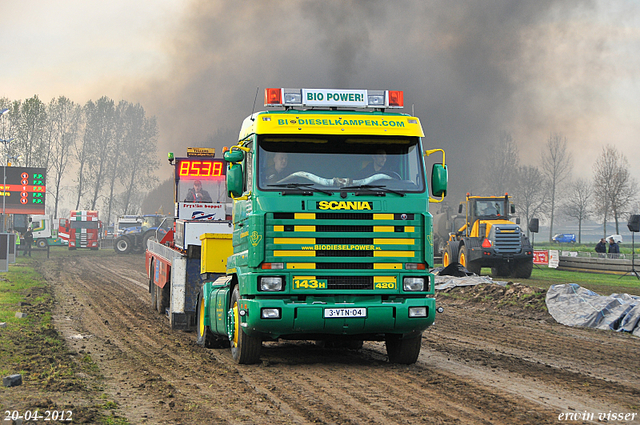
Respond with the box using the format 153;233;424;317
58;210;101;250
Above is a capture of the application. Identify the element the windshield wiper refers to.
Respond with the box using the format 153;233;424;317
341;184;405;197
267;183;333;195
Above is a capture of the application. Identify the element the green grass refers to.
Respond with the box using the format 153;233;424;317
533;242;640;255
526;266;640;296
0;257;129;424
0;262;47;323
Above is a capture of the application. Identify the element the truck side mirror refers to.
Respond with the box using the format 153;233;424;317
510;204;516;214
226;163;243;198
458;204;463;214
224;150;244;163
431;163;448;197
224;149;246;199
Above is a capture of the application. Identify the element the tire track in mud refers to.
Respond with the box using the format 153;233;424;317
429;308;640;388
429;299;640;417
40;254;639;424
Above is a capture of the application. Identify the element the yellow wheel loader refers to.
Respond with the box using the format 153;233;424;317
443;194;533;278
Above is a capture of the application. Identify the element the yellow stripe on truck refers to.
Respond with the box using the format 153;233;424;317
374;251;415;257
286;263;316;269
274;250;316;257
274;238;316;244
373;238;414;245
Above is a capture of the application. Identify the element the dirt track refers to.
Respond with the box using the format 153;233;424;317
39;254;640;424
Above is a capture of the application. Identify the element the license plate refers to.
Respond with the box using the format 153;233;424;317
324;307;367;318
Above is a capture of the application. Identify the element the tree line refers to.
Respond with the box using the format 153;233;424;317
480;132;638;242
0;95;160;226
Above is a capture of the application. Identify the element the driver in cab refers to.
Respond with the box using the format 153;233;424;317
356;149;400;181
266;152;289;183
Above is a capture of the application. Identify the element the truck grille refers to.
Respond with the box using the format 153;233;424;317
265;211;423;290
494;227;521;253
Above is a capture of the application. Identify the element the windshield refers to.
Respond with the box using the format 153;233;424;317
474;200;504;217
257;135;425;193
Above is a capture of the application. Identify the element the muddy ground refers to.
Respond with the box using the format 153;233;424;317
5;253;640;424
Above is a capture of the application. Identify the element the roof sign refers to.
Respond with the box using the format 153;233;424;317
265;88;403;109
187;147;216;157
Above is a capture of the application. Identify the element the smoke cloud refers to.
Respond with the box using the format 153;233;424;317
129;0;638;201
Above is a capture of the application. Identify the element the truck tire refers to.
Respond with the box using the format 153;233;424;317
196;294;229;348
491;264;511;277
157;282;170;315
229;286;261;364
36;238;48;249
512;259;533;279
150;283;158;311
443;242;459;267
459;245;481;275
196;295;215;347
385;332;423;364
114;236;132;254
149;260;158;311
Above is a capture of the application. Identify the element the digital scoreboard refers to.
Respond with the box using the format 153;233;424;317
0;167;46;214
175;158;225;180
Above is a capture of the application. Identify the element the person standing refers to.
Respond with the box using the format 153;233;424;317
23;227;33;257
595;238;607;255
608;237;620;257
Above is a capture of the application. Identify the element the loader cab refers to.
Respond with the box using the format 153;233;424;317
457;195;516;237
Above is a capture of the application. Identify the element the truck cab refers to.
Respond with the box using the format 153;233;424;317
202;88;448;364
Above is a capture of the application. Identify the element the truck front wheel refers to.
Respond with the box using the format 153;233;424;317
385;332;423;364
229;286;261;364
36;238;48;249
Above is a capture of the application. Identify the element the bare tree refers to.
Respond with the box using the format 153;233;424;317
47;96;81;219
541;133;573;242
72;111;90;210
103;101;130;226
83;97;116;210
593;145;638;235
13;96;49;168
482;131;519;195
119;107;159;214
561;178;591;243
511;165;547;238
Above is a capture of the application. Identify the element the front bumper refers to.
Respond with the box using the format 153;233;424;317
237;296;436;340
468;246;532;265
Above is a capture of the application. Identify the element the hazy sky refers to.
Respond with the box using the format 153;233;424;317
2;0;640;201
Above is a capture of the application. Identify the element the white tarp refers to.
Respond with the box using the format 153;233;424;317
545;283;640;337
432;263;508;290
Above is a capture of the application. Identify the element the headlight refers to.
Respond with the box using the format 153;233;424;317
261;308;281;319
259;276;284;291
409;306;428;318
403;277;425;292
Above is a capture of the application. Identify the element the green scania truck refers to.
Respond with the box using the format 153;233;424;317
151;88;448;364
